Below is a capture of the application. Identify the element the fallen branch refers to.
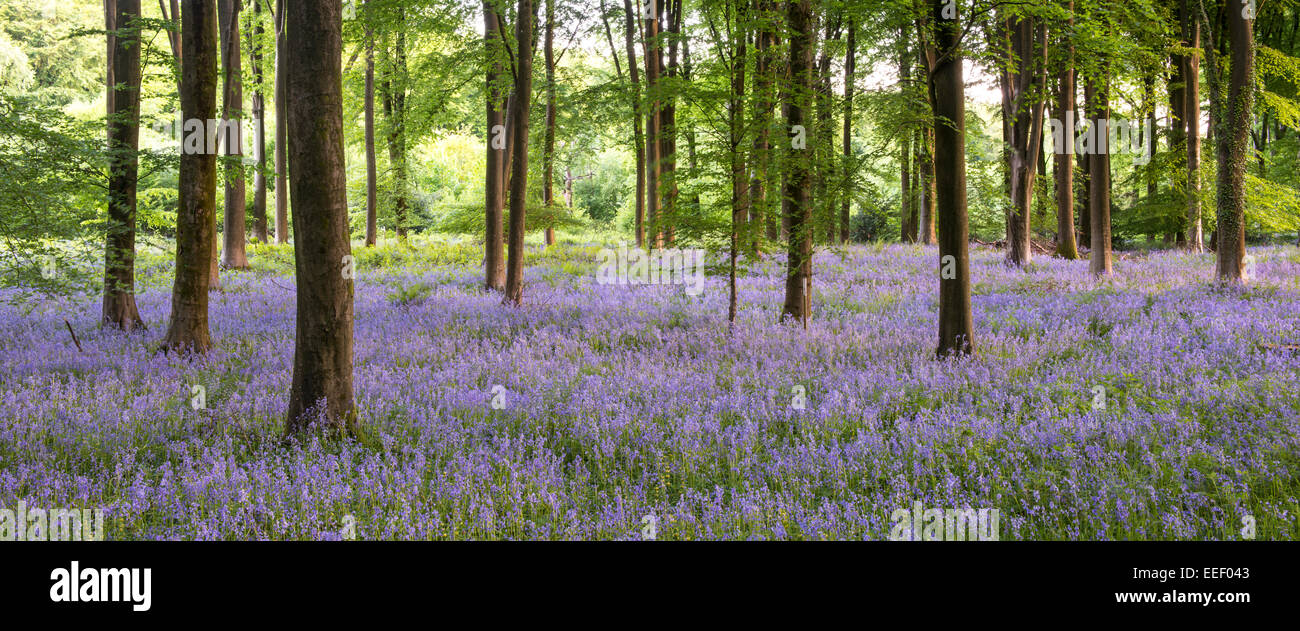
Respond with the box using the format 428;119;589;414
63;319;83;353
1259;343;1300;354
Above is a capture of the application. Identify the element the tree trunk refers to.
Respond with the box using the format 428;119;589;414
1086;68;1112;277
163;0;219;354
1183;0;1204;252
103;0;145;330
643;0;661;248
660;0;681;246
382;12;409;240
503;0;534;306
918;18;937;245
1054;4;1079;259
620;0;646;248
1142;73;1157;205
364;2;377;247
273;0;289;243
105;0;114;141
813;13;838;245
1078;103;1090;249
841;19;856;244
1215;4;1253;283
1002;14;1047;267
779;0;812;324
159;0;181;86
542;0;557;247
250;0;268;244
898;24;914;243
484;0;506;288
751;0;778;245
284;0;354;434
1170;37;1187;214
729;0;747;324
918;125;936;244
218;0;248;269
930;0;973;357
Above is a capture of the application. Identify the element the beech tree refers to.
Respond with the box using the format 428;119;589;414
751;0;778;243
380;7;410;240
596;0;646;248
620;0;647;248
644;0;662;248
898;23;913;244
930;0;973;357
503;0;535;306
1053;0;1079;260
840;18;856;244
102;0;145;331
284;0;354;433
542;0;558;247
998;9;1048;268
917;10;937;246
483;0;506;287
273;0;289;244
365;0;379;247
218;0;248;269
163;0;219;354
1086;68;1113;277
779;0;812;325
727;0;747;324
249;0;268;244
1207;1;1254;283
1180;0;1203;252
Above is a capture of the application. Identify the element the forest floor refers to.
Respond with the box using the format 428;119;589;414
2;240;1299;540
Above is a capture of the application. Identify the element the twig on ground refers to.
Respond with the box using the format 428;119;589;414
64;319;83;353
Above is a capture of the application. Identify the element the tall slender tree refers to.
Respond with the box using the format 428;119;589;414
503;0;535;306
284;0;354;433
273;0;289;243
644;0;662;248
840;18;855;244
930;0;973;356
728;0;747;324
620;0;646;248
1181;0;1203;252
917;12;937;246
163;0;219;353
218;0;248;269
779;0;812;324
750;0;778;244
1212;0;1254;283
1053;1;1079;259
1086;66;1112;276
365;0;378;247
102;0;145;330
660;0;682;246
380;9;409;240
250;0;268;244
484;0;507;287
542;0;557;247
1000;11;1048;267
898;23;914;243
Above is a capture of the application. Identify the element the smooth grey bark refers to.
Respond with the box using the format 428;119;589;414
284;0;355;433
218;0;248;269
930;0;973;357
163;0;219;353
503;0;535;306
103;0;145;330
779;0;812;325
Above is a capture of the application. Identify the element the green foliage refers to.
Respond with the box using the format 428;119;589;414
0;92;101;295
387;281;434;307
572;148;630;223
0;0;102;106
